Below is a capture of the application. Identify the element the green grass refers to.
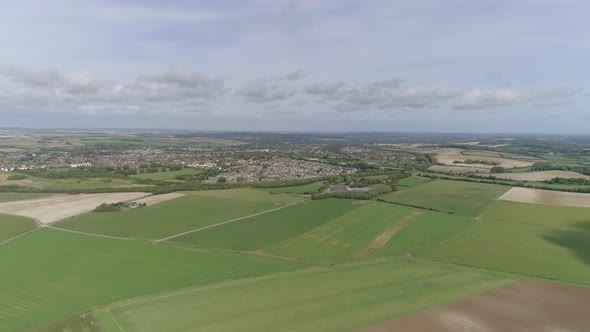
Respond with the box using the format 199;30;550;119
263;202;471;264
171;199;360;251
379;180;509;216
0;193;51;202
0;228;303;331
91;258;513;332
0;213;38;242
480;200;590;227
55;194;286;240
131;168;202;180
398;176;431;187
260;181;325;194
418;219;590;286
186;188;303;205
13;176;143;191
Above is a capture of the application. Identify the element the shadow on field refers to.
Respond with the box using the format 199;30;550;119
543;222;590;266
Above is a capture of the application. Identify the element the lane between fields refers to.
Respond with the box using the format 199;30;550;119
156;201;303;242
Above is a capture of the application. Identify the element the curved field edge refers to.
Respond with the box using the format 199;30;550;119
0;228;305;331
0;213;38;243
27;258;516;332
262;202;472;264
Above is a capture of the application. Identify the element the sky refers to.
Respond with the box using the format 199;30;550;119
0;0;589;133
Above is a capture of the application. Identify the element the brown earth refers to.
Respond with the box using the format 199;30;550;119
414;148;533;169
499;187;590;207
364;279;590;332
354;210;422;258
0;192;148;225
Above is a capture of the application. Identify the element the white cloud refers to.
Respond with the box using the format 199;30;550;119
280;69;306;80
235;79;294;103
454;87;576;109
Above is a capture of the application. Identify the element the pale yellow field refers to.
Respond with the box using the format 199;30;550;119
499;187;590;208
0;192;148;224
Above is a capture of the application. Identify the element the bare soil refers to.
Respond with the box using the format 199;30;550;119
364;279;590;332
417;147;533;169
0;192;148;225
354;210;422;258
132;192;185;205
499;187;590;207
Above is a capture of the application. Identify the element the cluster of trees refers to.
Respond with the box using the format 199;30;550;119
311;184;396;201
490;166;507;173
94;201;147;212
454;159;500;166
6;174;26;180
531;162;590;175
543;177;590;186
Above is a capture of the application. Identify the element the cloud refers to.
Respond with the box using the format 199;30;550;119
0;64;225;115
454;87;576;109
235;79;294;103
280;69;306;80
303;82;347;98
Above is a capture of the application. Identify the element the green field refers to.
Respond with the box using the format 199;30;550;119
260;181;325;194
398;176;431;187
479;200;590;227
0;214;38;243
56;190;298;239
379;180;509;216
131;168;202;180
187;188;303;204
418;219;590;286
0;193;51;202
171;199;360;251
90;258;513;332
1;175;143;191
264;202;471;264
0;229;303;331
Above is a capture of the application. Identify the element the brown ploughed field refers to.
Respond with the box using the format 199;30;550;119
364;279;590;332
500;187;590;208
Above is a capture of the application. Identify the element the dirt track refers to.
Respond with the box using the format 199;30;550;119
499;187;590;207
364;279;590;332
0;192;148;224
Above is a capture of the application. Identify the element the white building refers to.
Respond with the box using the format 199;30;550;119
70;162;92;168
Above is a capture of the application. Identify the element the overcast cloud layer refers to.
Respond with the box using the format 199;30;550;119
0;0;589;133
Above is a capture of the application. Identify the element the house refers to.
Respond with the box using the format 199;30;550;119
70;162;92;168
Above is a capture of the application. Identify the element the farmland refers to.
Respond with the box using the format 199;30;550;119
0;214;37;243
93;258;513;332
56;189;299;239
130;168;202;180
0;228;302;331
379;179;509;216
3;168;590;331
264;202;471;264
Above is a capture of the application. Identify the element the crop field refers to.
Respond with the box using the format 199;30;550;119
131;168;202;180
187;188;304;204
0;193;51;203
0;214;37;243
379;180;509;216
0;228;303;331
1;174;144;191
260;181;325;194
264;202;471;264
480;200;590;227
487;170;590;181
398;176;431;187
418;219;590;286
56;190;296;239
4;177;590;331
91;258;513;332
171;199;360;251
